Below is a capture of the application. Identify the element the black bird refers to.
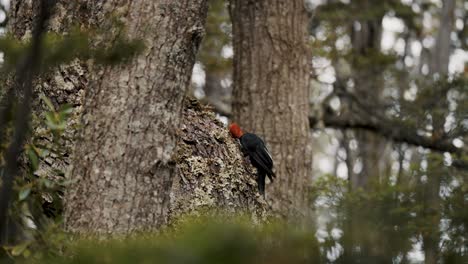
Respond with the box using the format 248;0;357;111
229;123;275;195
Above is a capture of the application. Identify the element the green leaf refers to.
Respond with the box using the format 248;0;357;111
42;179;54;189
58;103;73;115
27;147;39;171
22;249;31;258
19;187;31;201
40;94;55;111
11;243;28;256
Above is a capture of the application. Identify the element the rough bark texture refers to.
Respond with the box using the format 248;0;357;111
170;99;267;222
9;1;88;183
9;1;88;108
229;0;313;217
8;0;268;236
64;1;208;234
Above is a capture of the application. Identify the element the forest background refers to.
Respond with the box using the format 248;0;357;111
0;0;467;263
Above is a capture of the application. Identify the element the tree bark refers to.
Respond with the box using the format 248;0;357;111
64;1;208;234
8;1;90;186
229;0;313;217
8;0;269;236
170;99;267;221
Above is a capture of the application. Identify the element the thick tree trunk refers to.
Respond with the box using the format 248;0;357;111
9;1;210;235
64;1;208;234
8;0;267;236
229;0;313;217
9;1;88;108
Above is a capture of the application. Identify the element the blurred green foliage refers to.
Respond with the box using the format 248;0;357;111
0;27;144;74
15;215;323;264
1;95;74;259
198;0;231;74
311;171;467;263
3;169;465;263
311;6;468;263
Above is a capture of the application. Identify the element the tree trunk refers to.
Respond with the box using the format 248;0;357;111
5;2;90;244
9;0;209;235
8;1;89;183
340;2;388;257
423;0;456;262
63;1;208;234
8;0;268;236
229;0;313;217
348;2;390;189
202;72;232;116
430;0;455;76
170;99;267;221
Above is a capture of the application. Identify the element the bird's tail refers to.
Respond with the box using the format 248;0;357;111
266;171;276;183
257;171;266;196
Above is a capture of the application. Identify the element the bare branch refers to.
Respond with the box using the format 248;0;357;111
318;112;462;154
206;100;463;155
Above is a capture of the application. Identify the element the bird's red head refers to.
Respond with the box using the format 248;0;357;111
229;123;244;138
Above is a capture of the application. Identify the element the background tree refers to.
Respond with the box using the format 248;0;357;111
423;1;456;263
228;0;313;217
195;0;232;115
311;0;467;261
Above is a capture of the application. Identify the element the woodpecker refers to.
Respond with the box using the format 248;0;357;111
229;123;275;195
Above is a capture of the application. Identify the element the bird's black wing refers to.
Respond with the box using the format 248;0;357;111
250;144;276;181
240;133;276;182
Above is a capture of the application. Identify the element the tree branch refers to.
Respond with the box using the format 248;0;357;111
205;100;463;155
317;112;462;154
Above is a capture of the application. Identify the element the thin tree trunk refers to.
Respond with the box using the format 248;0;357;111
423;0;456;262
202;72;232;116
64;1;208;234
229;0;312;217
0;0;53;245
430;0;455;76
348;1;388;189
340;1;387;257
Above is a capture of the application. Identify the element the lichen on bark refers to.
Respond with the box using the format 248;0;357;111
170;99;268;223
